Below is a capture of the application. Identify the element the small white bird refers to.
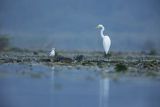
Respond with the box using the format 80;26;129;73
97;24;111;55
49;48;55;56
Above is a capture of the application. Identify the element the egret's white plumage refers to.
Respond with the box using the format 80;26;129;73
97;24;111;54
49;48;55;56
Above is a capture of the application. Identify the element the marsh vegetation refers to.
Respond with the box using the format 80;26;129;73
0;49;160;77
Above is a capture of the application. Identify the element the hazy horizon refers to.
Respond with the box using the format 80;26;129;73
0;0;160;51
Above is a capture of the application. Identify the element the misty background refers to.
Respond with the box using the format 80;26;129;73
0;0;160;51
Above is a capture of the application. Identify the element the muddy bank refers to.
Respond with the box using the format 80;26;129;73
0;50;160;76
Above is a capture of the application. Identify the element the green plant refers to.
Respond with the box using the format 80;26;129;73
115;63;128;72
74;55;84;62
149;49;157;55
0;35;10;51
146;71;157;77
104;52;112;58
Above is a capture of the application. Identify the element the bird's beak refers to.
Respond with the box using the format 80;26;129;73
96;26;99;29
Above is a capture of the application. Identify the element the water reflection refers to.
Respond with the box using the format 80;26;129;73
99;77;110;107
51;67;54;81
0;64;160;107
50;66;55;89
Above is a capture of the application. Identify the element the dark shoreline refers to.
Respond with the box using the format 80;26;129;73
0;50;160;77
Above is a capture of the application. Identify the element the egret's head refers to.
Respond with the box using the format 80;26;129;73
96;24;104;29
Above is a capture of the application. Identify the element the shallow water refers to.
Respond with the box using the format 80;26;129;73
0;64;160;107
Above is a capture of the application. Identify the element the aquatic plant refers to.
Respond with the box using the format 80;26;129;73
54;55;73;63
97;60;107;68
149;49;157;55
0;35;10;51
146;71;157;77
81;60;95;66
74;55;84;62
115;63;128;72
104;52;112;58
10;47;23;52
33;51;38;55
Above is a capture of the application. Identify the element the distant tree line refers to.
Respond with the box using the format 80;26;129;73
0;34;10;51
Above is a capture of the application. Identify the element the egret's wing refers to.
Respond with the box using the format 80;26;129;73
103;36;111;54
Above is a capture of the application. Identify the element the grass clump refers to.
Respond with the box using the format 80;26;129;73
54;55;73;63
104;52;112;58
149;49;157;55
74;55;84;62
0;35;10;51
146;71;157;77
115;63;128;72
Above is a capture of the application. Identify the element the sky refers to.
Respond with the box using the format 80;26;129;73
0;0;160;51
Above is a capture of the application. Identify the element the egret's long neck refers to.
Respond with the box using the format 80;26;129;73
100;27;105;38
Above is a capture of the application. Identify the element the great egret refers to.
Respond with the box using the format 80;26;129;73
97;24;111;55
49;48;55;56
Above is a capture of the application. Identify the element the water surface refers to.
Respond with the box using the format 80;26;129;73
0;64;160;107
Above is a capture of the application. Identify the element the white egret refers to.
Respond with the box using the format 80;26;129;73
49;48;55;56
97;24;111;55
